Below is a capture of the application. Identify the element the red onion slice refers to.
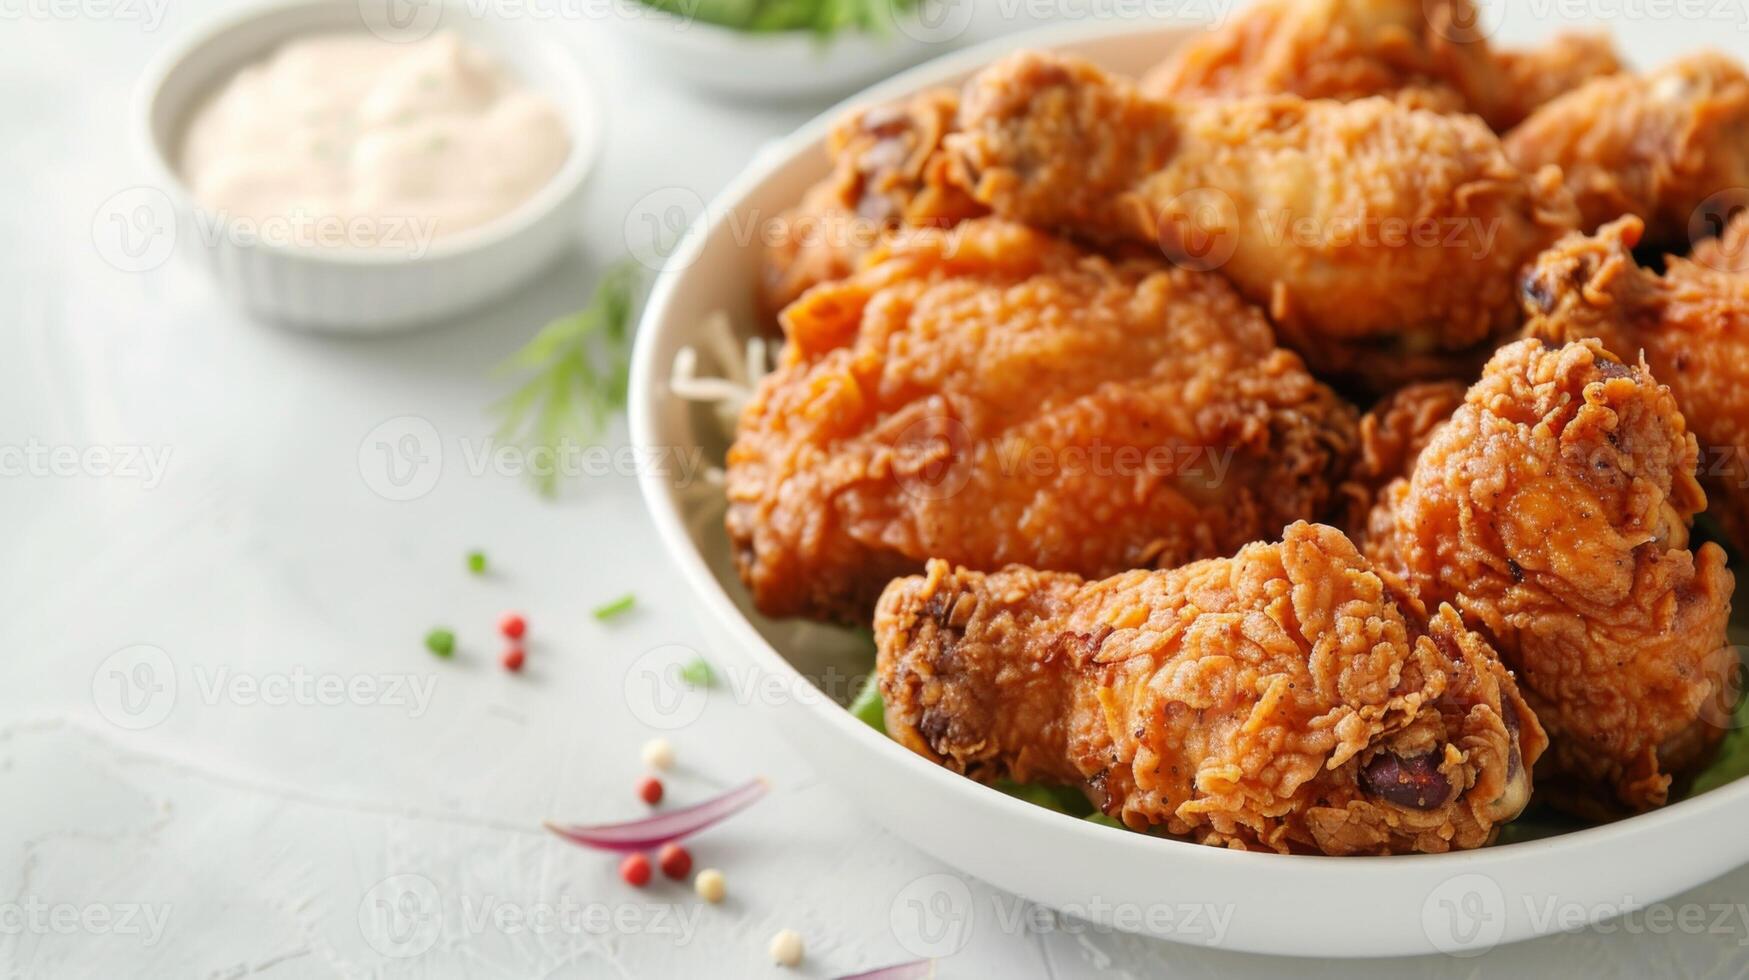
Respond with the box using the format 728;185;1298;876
838;962;935;980
544;778;768;852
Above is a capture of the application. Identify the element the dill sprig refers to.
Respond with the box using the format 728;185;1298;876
491;259;644;497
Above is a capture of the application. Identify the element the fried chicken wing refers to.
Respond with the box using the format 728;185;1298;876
875;522;1544;855
948;51;1578;388
1504;52;1749;250
759;88;984;316
1522;215;1749;556
1141;0;1619;131
1366;338;1736;813
1334;380;1468;540
727;219;1359;623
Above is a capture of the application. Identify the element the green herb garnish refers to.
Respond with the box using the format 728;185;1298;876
425;628;455;657
593;593;636;621
679;657;715;689
849;672;885;733
466;550;487;575
491;260;643;497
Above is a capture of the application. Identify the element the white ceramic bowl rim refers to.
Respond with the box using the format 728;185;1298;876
132;0;602;267
629;14;1749;880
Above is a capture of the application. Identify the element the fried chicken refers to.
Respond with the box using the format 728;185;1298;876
1141;0;1620;132
1366;338;1736;813
1504;51;1749;251
948;51;1578;389
1334;380;1468;541
1492;31;1626;128
1522;215;1749;557
758;88;984;317
727;218;1359;623
875;521;1545;855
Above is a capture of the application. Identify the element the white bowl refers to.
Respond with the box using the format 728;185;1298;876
599;0;949;101
628;20;1749;959
133;0;602;332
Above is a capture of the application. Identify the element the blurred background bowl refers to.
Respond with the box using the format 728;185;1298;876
600;0;959;101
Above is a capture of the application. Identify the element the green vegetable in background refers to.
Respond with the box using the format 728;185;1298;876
849;672;885;733
634;0;923;36
1690;652;1749;796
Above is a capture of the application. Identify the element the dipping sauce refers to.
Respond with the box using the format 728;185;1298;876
179;31;570;249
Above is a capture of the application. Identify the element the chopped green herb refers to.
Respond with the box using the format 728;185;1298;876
679;657;715;689
425;628;455;657
593;593;636;621
1083;813;1124;829
466;550;487;575
491;259;643;497
849;672;885;733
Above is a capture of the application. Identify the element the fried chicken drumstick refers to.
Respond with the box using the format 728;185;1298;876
876;522;1544;855
948;51;1577;388
1504;52;1749;250
728;219;1358;622
1367;339;1736;813
1522;215;1749;557
1143;0;1620;132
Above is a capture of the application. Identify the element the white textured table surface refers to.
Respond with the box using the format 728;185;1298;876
6;2;1749;977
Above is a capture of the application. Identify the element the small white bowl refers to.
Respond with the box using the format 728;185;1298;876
628;19;1749;959
600;0;949;102
133;0;602;332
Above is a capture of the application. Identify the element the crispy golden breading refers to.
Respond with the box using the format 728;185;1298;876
1492;30;1625;128
948;51;1578;389
875;522;1545;855
1333;380;1468;540
727;219;1359;623
758;88;984;317
1504;52;1749;250
1367;339;1736;813
1522;215;1749;556
1141;0;1619;131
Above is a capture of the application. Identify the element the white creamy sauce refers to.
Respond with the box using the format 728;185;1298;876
179;31;570;248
